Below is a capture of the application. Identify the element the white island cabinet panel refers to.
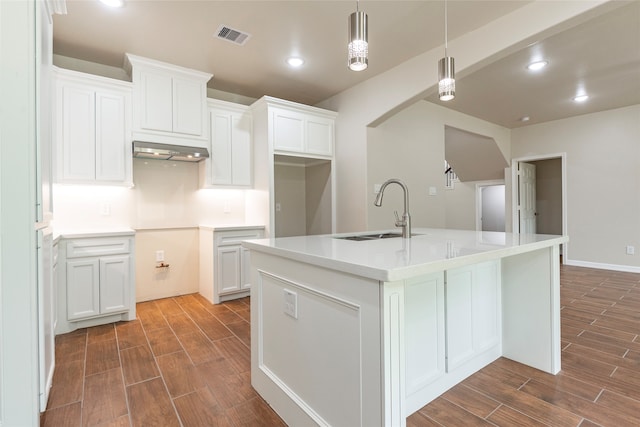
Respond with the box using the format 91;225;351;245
404;274;445;396
244;228;567;427
445;260;500;372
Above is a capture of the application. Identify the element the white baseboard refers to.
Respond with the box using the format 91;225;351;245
564;259;640;274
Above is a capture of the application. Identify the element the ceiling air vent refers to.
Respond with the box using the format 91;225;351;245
215;25;251;46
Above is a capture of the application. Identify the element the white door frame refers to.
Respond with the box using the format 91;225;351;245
475;180;505;231
511;153;568;258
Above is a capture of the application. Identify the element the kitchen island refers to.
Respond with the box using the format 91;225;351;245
243;228;568;427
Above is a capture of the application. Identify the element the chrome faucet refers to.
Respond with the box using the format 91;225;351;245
374;178;412;238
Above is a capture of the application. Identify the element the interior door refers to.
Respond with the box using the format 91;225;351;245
518;162;537;233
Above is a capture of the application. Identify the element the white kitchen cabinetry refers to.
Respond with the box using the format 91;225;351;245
57;233;136;334
271;107;334;157
125;53;212;148
54;67;132;185
204;99;252;187
250;96;337;237
444;260;501;372
199;226;264;304
253;96;336;158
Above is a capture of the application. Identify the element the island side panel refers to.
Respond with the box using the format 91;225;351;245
501;244;561;374
249;251;384;427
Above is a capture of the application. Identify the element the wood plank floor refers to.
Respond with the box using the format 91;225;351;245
42;265;640;426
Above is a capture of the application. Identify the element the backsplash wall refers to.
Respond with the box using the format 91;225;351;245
53;159;248;230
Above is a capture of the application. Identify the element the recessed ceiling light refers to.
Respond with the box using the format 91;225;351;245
526;61;548;71
286;57;305;68
99;0;124;7
573;94;589;103
519;116;531;122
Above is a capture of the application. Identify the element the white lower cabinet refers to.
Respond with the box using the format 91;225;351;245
402;260;501;413
199;226;265;304
445;260;501;372
57;233;136;334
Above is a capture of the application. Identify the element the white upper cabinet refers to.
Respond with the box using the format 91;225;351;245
205;99;252;187
252;96;336;158
125;53;212;148
54;67;132;185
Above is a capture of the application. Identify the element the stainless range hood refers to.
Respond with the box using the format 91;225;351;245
132;141;209;162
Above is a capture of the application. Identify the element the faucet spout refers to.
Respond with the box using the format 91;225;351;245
374;179;412;238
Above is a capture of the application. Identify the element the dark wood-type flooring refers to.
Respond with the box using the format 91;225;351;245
42;265;640;426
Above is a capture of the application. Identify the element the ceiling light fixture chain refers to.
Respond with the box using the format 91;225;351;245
438;0;455;101
348;0;368;71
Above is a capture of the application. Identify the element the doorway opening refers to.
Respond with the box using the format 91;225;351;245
476;181;505;232
511;153;567;260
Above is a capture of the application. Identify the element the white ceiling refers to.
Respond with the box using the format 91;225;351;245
53;0;640;129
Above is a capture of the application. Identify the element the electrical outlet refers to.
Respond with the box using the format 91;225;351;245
283;289;298;319
275;202;281;212
374;184;381;194
223;201;231;213
100;202;111;216
626;246;635;255
156;250;165;262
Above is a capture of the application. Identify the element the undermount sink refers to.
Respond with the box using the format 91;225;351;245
336;232;421;241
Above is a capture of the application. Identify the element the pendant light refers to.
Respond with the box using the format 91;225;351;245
438;0;455;101
348;0;368;71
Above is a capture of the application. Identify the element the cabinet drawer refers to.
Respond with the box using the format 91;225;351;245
66;238;131;258
215;229;264;246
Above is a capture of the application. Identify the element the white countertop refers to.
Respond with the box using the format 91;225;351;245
199;224;265;232
55;228;136;240
242;228;568;281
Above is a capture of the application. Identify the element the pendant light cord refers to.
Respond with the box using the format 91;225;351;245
444;0;448;57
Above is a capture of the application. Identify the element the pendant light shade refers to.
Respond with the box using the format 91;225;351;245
438;0;455;101
348;9;368;71
438;56;455;101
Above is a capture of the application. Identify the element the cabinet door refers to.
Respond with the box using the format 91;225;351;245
210;111;233;184
139;70;173;132
404;273;446;395
272;108;305;152
445;260;500;372
173;76;204;136
95;91;127;182
231;113;252;186
59;84;96;181
240;247;252;290
306;115;334;156
66;258;100;320
99;255;130;314
217;245;242;294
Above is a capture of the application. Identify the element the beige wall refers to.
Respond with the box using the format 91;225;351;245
368;100;510;231
511;104;640;270
274;163;307;237
319;2;606;234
